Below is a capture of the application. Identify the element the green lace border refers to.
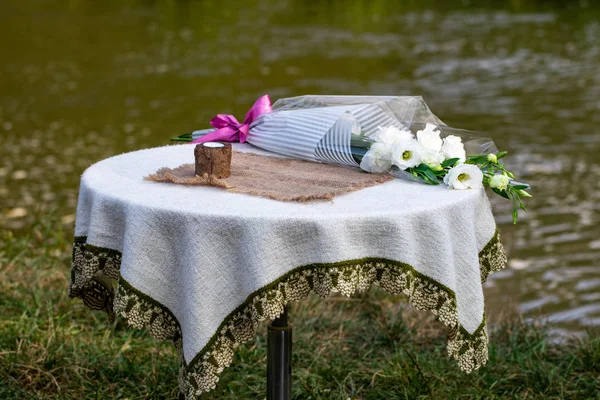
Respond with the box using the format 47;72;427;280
68;230;506;399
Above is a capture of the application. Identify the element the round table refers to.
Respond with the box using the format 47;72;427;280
68;144;506;399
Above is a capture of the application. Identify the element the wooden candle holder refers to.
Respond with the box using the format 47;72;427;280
194;142;232;179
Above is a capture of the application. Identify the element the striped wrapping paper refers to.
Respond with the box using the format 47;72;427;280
190;95;496;168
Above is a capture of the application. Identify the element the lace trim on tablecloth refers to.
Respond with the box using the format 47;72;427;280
68;230;506;399
68;238;121;322
479;232;507;283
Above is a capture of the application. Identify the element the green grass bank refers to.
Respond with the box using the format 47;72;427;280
1;217;598;399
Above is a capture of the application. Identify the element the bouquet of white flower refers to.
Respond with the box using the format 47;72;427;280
358;124;531;223
172;95;530;223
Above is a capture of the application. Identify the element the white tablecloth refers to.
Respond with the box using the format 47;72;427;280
68;143;506;398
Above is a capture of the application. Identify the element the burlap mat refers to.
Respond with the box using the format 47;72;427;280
145;151;393;202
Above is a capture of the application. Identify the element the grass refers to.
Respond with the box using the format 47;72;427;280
0;217;598;399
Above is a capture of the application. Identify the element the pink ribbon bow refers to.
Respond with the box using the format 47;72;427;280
192;95;272;144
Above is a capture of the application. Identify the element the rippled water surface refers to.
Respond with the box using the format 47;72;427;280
1;0;599;336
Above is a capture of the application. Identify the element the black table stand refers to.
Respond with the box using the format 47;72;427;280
267;305;292;400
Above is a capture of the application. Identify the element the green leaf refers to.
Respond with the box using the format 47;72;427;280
441;158;460;168
491;188;510;199
467;155;487;164
510;180;530;189
424;170;441;185
170;133;193;142
350;135;373;149
510;184;529;191
496;151;508;159
350;146;368;164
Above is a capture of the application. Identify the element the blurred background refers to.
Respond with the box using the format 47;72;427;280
1;0;599;339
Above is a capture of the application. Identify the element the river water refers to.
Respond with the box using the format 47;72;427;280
1;0;599;337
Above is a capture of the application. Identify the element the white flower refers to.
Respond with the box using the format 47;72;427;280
416;123;443;152
360;142;393;173
489;174;510;190
420;148;446;169
374;125;414;145
391;139;423;170
486;153;498;163
443;164;483;190
441;135;466;162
